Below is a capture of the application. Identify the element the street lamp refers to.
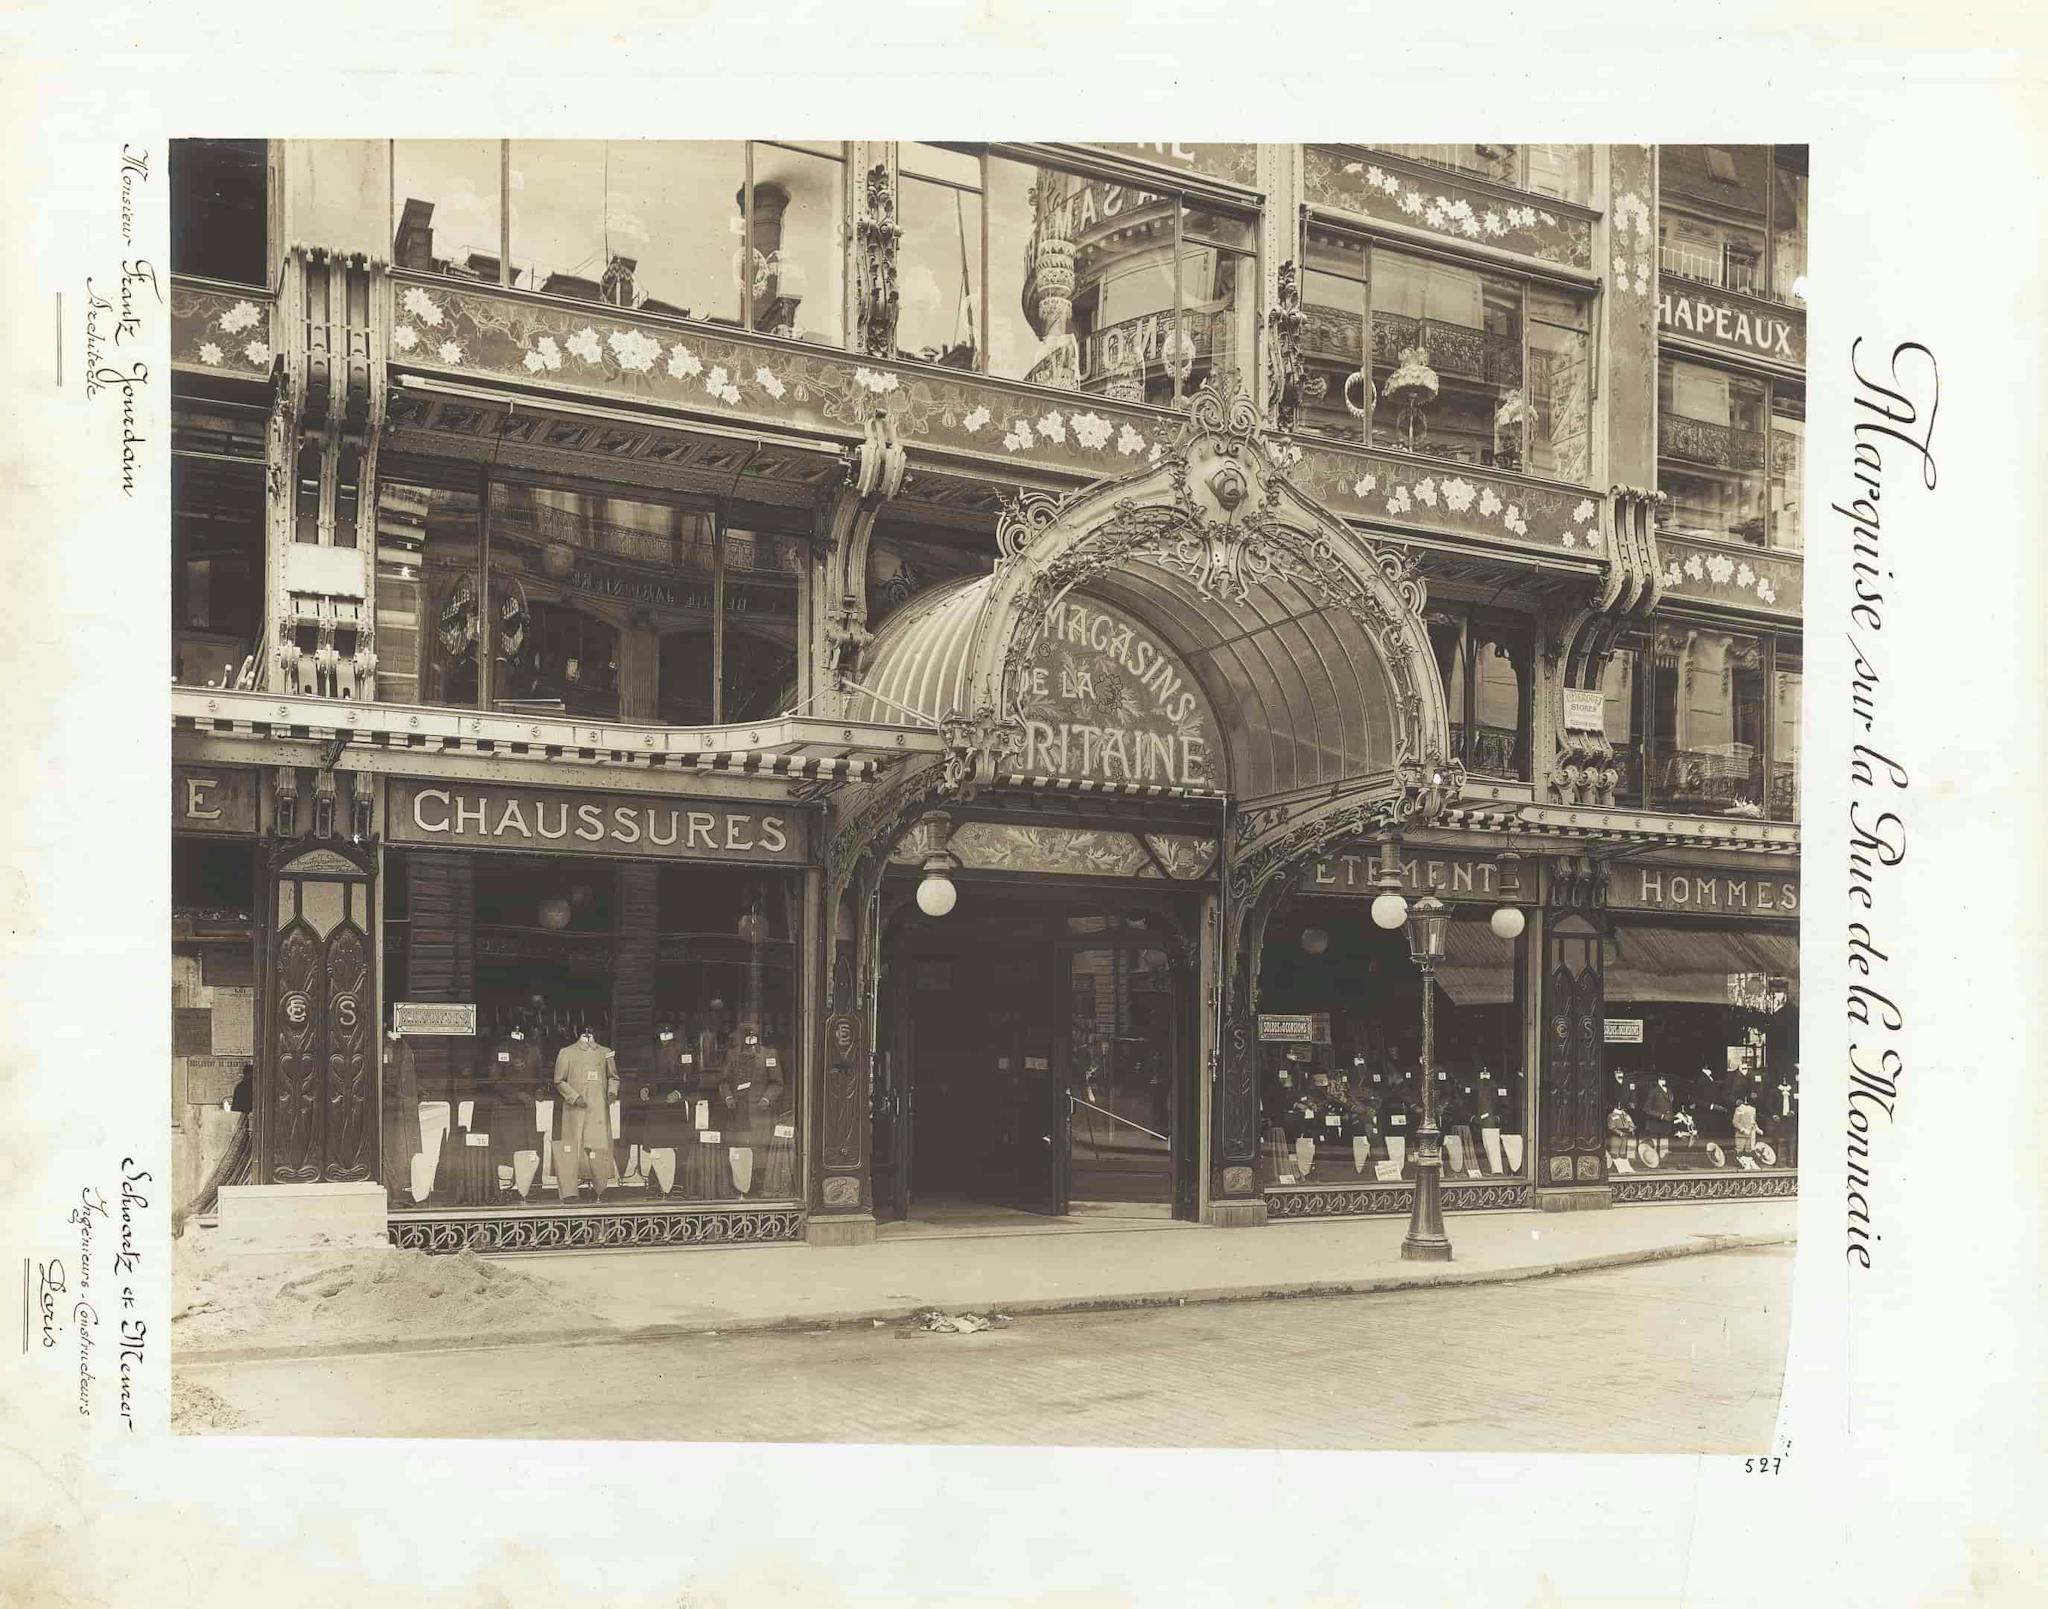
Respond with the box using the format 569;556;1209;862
1401;890;1454;1262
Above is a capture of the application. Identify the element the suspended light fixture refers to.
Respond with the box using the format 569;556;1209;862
1490;849;1526;940
912;810;961;919
1370;835;1409;931
1299;926;1331;956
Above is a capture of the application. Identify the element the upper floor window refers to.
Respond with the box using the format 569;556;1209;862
171;139;268;286
1657;355;1803;549
1601;629;1798;821
898;144;1258;405
1659;144;1806;306
1296;225;1591;481
1374;144;1590;206
1428;609;1533;780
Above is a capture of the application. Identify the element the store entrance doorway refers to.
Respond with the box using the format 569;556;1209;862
874;891;1199;1226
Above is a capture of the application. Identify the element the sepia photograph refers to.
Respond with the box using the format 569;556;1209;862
166;137;1807;1450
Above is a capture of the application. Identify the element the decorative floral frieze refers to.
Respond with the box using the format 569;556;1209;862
171;283;272;376
1304;149;1593;271
1610;189;1655;299
1657;537;1802;613
1288;439;1597;554
387;278;1177;478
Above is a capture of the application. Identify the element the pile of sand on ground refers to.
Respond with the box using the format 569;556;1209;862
173;1231;594;1352
169;1375;247;1433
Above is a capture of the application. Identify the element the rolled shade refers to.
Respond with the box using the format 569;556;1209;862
1434;918;1518;1006
1605;923;1801;1007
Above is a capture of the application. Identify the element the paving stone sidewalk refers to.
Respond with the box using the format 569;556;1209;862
179;1197;1796;1364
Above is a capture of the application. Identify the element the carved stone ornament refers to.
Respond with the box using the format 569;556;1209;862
855;163;902;359
1266;257;1305;433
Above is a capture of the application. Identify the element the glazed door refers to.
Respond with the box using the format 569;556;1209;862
265;865;376;1184
1539;912;1606;1185
1058;943;1177;1211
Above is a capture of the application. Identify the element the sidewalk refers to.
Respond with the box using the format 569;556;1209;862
177;1197;1796;1364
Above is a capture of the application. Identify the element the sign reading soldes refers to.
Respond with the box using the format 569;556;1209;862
388;781;807;864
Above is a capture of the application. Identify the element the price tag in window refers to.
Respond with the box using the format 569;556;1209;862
700;1131;722;1145
680;1054;694;1065
1278;1071;1293;1086
765;1057;777;1068
1497;1087;1508;1098
774;1124;795;1140
1277;1173;1296;1185
1391;1114;1407;1127
497;1051;511;1063
1312;1073;1329;1087
1324;1115;1341;1128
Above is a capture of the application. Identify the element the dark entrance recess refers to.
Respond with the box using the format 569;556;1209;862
874;885;1200;1224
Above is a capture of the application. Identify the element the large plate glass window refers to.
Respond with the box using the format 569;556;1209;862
1604;630;1799;821
1428;609;1532;780
1659;143;1805;307
172;449;266;690
1375;143;1591;206
1658;356;1803;550
171;139;269;286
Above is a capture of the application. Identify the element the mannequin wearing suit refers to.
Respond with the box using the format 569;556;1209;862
485;1026;546;1188
553;1029;619;1200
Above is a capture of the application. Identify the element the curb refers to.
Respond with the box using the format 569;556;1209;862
176;1230;1793;1368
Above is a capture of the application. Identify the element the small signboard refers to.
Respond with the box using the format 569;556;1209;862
1604;1018;1645;1044
1563;690;1606;733
1258;1012;1330;1044
394;1002;477;1036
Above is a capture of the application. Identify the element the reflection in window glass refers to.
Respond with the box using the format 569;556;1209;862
1295;224;1369;439
1770;392;1804;551
393;142;503;282
1527;286;1591;481
1658;145;1770;297
1372;250;1522;467
1649;628;1766;815
1376;143;1589;205
291;140;391;258
173;457;266;688
1256;906;1526;1187
1658;356;1768;544
1771;150;1808;303
898;165;983;367
1599;643;1645;805
1771;650;1801;821
374;473;482;710
747;143;845;344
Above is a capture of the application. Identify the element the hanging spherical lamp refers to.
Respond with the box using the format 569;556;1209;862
1371;891;1409;931
915;871;958;918
537;897;572;931
1490;905;1526;940
1299;926;1330;956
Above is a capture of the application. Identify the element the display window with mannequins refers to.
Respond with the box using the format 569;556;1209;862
1253;900;1528;1189
1601;917;1799;1174
381;848;802;1211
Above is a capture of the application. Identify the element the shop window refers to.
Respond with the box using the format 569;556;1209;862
1771;645;1802;822
290;140;391;259
1255;904;1527;1187
1598;642;1647;806
384;850;801;1211
1604;920;1799;1170
392;141;505;284
904;144;1258;403
172;456;265;689
1769;390;1804;551
1657;356;1769;545
1647;627;1768;816
171;139;268;286
1428;611;1531;779
500;601;621;719
1295;231;1590;480
1375;144;1590;206
372;467;482;709
507;141;843;342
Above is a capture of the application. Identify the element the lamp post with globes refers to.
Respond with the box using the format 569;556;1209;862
1369;837;1454;1261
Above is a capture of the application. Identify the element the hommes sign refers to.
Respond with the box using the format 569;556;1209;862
388;782;807;864
1612;866;1799;916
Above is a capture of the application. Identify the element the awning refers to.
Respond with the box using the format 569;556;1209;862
1435;919;1518;1007
1605;923;1801;1006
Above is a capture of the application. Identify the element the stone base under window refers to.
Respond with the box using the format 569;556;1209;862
1265;1181;1533;1219
389;1204;804;1255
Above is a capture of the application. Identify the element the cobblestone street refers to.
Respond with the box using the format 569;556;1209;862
180;1244;1791;1451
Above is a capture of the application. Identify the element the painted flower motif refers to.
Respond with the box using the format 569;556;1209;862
533;335;563;371
1146;442;1164;465
1037;410;1067;444
1352;474;1378;498
567;327;603;364
1116;424;1145;456
1442;477;1477;513
1482;211;1504;236
244;340;270;366
1503;504;1528;536
1614;254;1632;280
720;384;742;404
1003;419;1035;452
853;366;899;395
1707;554;1736;584
1071;411;1111;450
1539;211;1557;227
436;340;462;365
1756;579;1778;605
609;328;662;373
218;300;262;334
1478;486;1503;517
1562;532;1577;548
1573;498;1597;523
196;341;224;366
1684;554;1707;580
704;364;731;396
1424;204;1446;229
667;343;703;379
400;287;443;328
522;349;547;373
1461;215;1482;238
1270;442;1303;469
1582;528;1602;551
755;366;787;400
1736;562;1756;588
1365;166;1385;187
1400;191;1425;216
392;325;419;352
1414;476;1438;507
1386;487;1412;515
1635;268;1652;297
964;404;992;434
1664;563;1685;588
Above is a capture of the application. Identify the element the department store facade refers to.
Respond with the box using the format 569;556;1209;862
168;140;1804;1251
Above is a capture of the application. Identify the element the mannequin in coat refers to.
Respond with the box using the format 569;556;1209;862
553;1027;619;1199
380;1028;420;1198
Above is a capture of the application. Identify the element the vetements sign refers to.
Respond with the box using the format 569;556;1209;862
388;781;807;864
1300;850;1506;903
